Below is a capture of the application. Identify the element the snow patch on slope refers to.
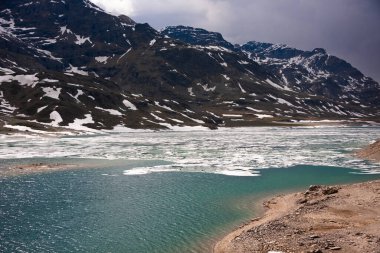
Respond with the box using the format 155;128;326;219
67;114;97;132
42;87;61;100
123;99;137;110
95;107;123;116
0;74;39;87
50;111;63;126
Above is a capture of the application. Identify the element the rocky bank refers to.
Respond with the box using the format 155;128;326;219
214;180;380;253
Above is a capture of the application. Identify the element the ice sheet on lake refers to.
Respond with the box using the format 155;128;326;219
0;127;379;176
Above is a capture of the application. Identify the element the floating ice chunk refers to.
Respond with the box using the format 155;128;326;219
123;166;179;175
216;169;259;177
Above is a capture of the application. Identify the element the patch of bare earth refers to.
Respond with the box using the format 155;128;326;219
0;163;79;177
214;180;380;253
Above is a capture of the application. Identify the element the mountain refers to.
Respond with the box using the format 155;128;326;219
163;26;380;112
0;1;379;133
162;25;235;51
240;42;380;106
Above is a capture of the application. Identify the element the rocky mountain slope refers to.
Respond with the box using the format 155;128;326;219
0;1;379;133
164;26;380;111
240;41;380;106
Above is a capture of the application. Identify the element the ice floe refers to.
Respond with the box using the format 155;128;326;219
1;127;379;177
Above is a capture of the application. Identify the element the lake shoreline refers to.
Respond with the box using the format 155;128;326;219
0;162;82;177
214;140;380;253
1;119;379;136
355;139;380;163
213;179;380;253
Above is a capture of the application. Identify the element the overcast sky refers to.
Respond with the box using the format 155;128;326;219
89;0;380;82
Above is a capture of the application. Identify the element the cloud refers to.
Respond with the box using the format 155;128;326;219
89;0;380;82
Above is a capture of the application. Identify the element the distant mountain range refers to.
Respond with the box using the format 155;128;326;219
0;0;379;133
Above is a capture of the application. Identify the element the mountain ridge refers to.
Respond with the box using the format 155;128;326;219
0;0;379;133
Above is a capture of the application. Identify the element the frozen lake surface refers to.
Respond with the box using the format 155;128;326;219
1;126;380;253
1;126;379;176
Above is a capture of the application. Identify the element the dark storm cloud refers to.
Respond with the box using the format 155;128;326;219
90;0;380;82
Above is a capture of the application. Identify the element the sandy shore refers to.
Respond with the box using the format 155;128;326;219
0;163;80;177
214;180;380;253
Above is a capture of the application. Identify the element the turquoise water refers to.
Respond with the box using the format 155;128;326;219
1;127;380;252
1;162;380;253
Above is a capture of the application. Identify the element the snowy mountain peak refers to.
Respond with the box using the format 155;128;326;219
0;2;379;133
119;15;136;25
312;48;327;55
